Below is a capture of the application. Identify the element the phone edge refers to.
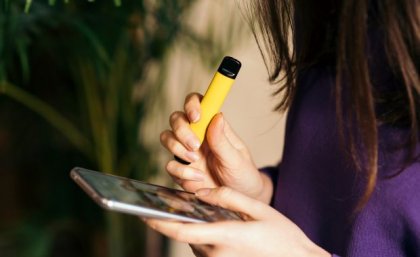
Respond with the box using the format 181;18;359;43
70;167;206;223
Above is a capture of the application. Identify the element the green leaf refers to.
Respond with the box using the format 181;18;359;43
16;38;30;82
0;81;93;158
24;0;32;13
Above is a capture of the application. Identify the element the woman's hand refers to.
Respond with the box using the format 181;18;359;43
160;93;272;203
145;187;330;257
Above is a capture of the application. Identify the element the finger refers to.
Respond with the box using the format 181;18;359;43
169;174;213;194
160;130;200;163
190;244;214;257
195;187;277;220
220;115;250;156
184;93;203;123
166;160;205;181
169;111;201;151
178;179;217;194
206;113;242;163
145;218;231;245
171;176;183;186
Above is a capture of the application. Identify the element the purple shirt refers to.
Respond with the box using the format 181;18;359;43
261;1;419;255
262;64;420;256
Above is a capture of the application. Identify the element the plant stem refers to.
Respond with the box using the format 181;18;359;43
24;0;32;13
0;81;92;158
77;61;114;173
106;212;125;257
114;0;121;7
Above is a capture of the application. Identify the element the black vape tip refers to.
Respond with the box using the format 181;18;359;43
217;56;242;79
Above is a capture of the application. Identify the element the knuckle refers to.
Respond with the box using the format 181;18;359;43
185;92;200;102
165;161;174;172
160;130;170;144
174;228;187;242
185;93;202;108
215;187;233;208
167;139;179;152
169;111;183;125
167;163;182;178
180;167;190;179
185;92;195;101
171;119;189;135
173;125;188;139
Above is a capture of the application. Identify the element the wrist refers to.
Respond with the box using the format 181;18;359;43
255;172;273;204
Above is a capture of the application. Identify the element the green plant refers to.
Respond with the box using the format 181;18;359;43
0;0;248;256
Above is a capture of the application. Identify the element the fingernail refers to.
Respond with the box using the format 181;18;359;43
187;137;200;151
189;110;200;123
196;188;211;197
186;151;199;162
218;113;224;128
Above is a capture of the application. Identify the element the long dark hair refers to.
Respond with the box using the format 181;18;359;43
249;0;419;208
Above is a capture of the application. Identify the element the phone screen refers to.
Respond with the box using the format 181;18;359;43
71;167;242;223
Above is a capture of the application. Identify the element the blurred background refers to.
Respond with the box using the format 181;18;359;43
0;0;285;257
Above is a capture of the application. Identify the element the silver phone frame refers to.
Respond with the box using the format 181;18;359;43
70;167;206;223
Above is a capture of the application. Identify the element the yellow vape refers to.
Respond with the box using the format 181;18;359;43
176;56;241;164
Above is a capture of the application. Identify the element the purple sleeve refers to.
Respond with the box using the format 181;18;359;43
260;166;278;184
332;254;342;257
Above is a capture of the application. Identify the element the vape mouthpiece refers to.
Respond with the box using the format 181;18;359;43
217;56;241;79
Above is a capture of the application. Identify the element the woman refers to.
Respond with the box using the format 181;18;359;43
146;0;419;256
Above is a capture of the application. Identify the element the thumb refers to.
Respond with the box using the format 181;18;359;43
195;187;275;220
206;113;241;162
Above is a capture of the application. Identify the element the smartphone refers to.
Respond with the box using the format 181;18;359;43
70;167;242;223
